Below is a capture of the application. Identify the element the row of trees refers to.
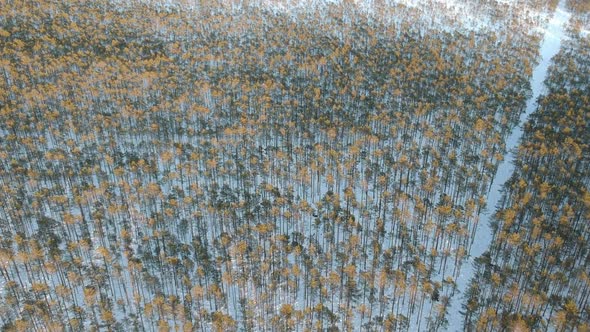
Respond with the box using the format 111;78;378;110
463;8;590;331
0;0;559;330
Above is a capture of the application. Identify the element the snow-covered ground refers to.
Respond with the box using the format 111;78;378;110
445;1;571;330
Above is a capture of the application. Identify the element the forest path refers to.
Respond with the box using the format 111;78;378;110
445;1;571;330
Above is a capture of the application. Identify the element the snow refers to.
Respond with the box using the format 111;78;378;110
445;1;571;330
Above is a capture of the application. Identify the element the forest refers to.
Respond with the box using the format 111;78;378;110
463;7;590;331
0;0;587;331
